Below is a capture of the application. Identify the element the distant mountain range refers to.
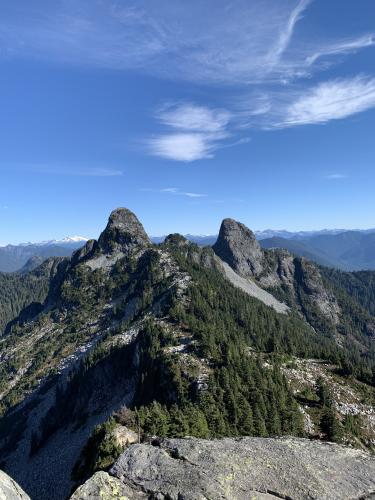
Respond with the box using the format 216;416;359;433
260;231;375;271
0;236;88;272
1;228;375;272
254;228;375;240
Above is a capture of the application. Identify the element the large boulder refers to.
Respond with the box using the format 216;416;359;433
0;470;30;500
70;436;375;499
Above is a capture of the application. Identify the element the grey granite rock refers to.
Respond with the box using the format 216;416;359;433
71;436;375;499
98;208;151;254
213;218;264;277
0;470;30;499
69;471;140;500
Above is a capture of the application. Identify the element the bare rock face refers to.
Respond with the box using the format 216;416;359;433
294;257;341;324
71;239;97;264
213;218;264;277
70;437;375;500
0;470;30;500
69;471;136;500
212;219;341;323
98;208;151;254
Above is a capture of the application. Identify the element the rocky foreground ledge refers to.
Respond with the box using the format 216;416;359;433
0;470;30;499
70;436;375;500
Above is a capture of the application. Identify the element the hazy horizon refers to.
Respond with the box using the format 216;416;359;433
2;216;375;247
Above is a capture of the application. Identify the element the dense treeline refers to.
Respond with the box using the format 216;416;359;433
134;322;303;439
321;267;375;316
0;266;51;333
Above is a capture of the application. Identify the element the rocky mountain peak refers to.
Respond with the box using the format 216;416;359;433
98;208;151;253
213;218;264;276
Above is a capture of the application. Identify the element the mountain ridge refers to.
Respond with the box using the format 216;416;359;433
0;208;374;499
2;227;375;273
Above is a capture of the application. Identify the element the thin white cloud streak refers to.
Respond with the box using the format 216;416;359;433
142;187;207;198
30;166;124;176
306;34;375;66
160;188;207;198
266;0;310;69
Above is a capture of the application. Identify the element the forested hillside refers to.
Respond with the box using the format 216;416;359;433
0;209;374;500
0;258;65;333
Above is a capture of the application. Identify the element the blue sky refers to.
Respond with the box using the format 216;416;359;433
0;0;375;243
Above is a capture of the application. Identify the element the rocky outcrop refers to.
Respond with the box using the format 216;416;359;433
0;470;30;499
213;218;264;277
293;257;341;324
70;239;97;265
71;208;152;270
70;436;375;500
98;208;151;254
212;217;340;324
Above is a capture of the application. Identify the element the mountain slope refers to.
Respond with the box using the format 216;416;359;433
260;236;340;268
0;258;66;334
0;209;374;499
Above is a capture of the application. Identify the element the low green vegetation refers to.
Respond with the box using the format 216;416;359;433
72;418;122;482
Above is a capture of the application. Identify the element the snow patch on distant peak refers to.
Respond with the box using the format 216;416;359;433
55;236;89;244
13;236;90;247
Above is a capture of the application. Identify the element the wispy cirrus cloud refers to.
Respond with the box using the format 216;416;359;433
147;75;375;160
282;76;375;126
265;0;310;71
2;0;369;86
142;187;207;198
305;34;375;66
2;0;375;163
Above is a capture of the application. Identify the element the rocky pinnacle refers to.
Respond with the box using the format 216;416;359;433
213;218;264;277
98;208;151;253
